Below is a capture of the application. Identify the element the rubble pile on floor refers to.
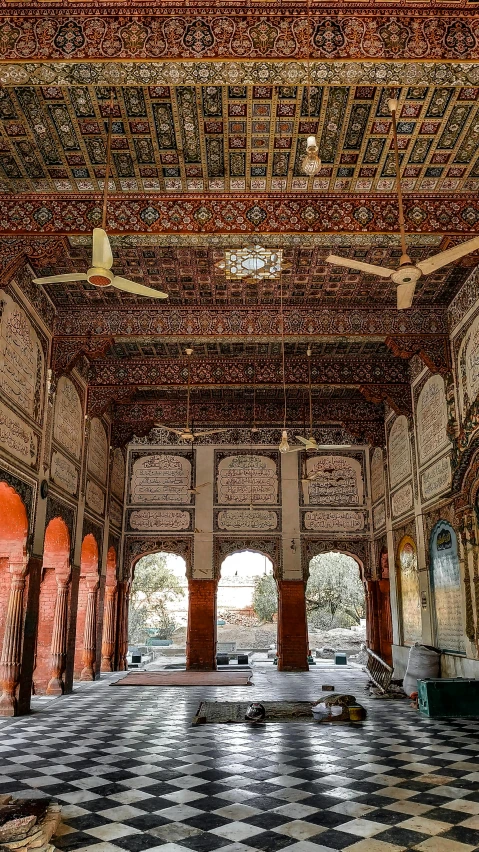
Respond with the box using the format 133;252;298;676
0;796;61;852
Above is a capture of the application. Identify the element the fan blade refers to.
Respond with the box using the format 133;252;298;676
397;281;416;310
326;255;394;278
33;273;88;284
295;435;311;446
154;424;184;437
92;228;113;270
193;429;229;437
112;277;169;299
287;445;305;453
416;235;479;276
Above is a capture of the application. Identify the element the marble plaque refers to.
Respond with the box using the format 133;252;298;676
217;454;277;504
304;509;366;532
130;509;190;531
421;456;452;502
371;447;385;503
389;415;411;489
86;479;105;515
373;501;386;531
0;291;44;421
53;376;82;460
130;454;191;504
217;509;278;531
304;455;364;506
51;450;78;495
391;483;413;518
109;498;123;530
430;522;465;653
398;540;422;646
110;448;125;500
88;418;108;485
417;375;449;465
0;401;38;467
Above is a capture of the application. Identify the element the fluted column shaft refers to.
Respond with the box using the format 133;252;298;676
101;586;117;672
46;579;70;695
80;583;98;681
0;570;27;716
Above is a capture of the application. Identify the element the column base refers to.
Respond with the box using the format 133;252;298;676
101;658;113;672
277;663;309;672
80;667;95;681
0;691;16;716
46;677;64;695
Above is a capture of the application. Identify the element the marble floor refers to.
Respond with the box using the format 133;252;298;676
2;664;479;852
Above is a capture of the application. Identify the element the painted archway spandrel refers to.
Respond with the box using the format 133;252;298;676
125;536;193;578
213;537;281;580
301;538;369;582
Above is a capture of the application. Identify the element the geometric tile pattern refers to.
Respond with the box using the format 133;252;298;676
2;667;479;852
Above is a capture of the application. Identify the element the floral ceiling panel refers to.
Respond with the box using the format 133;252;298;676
2;83;479;195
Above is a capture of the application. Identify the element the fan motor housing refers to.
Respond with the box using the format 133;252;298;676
87;267;114;287
391;265;422;286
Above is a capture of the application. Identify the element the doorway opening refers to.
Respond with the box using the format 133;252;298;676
129;552;188;660
34;516;70;693
306;552;366;660
218;551;277;657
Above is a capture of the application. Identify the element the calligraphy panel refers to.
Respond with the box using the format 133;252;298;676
217;455;278;504
88;418;108;485
303;509;366;533
417;375;449;465
86;479;105;516
421;455;452;502
398;538;422;646
51;450;78;496
373;501;386;531
371;447;385;503
391;482;413;519
430;522;465;654
129;509;191;531
130;454;192;504
0;291;44;422
303;455;364;506
389;415;411;489
53;376;82;460
0;400;37;467
217;509;278;531
460;312;479;417
109;499;123;530
110;448;125;500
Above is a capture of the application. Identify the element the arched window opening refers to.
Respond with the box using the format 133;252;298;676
430;522;465;654
218;551;277;659
306;552;366;659
34;517;70;694
74;534;99;680
397;536;422;647
129;552;188;664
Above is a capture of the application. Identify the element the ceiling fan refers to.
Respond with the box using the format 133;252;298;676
155;349;229;442
326;98;479;310
32;90;168;301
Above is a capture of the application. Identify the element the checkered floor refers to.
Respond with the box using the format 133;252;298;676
2;665;479;852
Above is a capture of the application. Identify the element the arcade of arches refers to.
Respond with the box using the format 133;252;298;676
4;0;479;725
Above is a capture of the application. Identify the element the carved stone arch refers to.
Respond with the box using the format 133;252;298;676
125;536;193;581
0;467;35;553
214;537;281;580
301;538;369;582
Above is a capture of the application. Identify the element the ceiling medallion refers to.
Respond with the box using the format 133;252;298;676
216;246;285;281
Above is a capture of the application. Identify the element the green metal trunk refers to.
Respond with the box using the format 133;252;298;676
418;678;479;718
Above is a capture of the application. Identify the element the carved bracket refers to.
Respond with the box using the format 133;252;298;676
87;385;135;419
52;335;114;378
385;335;451;376
358;383;412;417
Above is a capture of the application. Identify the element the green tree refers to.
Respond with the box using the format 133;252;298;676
306;553;364;629
129;553;185;644
252;573;278;623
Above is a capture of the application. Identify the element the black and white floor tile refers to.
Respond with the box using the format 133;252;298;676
2;665;479;851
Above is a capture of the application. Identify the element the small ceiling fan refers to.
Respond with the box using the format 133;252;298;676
326;98;479;310
33;90;168;301
155;349;229;442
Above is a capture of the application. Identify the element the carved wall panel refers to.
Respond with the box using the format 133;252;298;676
458;312;479;420
50;450;78;497
0;401;38;469
303;454;364;507
88;418;108;485
302;509;367;533
216;452;278;505
421;455;452;503
371;447;385;504
216;508;278;532
128;508;192;532
388;415;411;489
130;453;192;505
110;448;125;500
391;483;414;520
53;376;83;461
0;290;44;423
417;374;450;466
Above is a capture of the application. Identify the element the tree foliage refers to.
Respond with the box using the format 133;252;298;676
306;553;365;630
252;573;277;623
129;553;185;644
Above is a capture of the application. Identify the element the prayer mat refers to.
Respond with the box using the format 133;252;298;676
114;671;253;687
194;700;315;724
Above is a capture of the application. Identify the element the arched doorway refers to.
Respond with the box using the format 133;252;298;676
129;552;188;658
101;546;118;671
397;536;422;646
218;551;277;657
430;522;465;654
306;551;366;659
34;517;70;694
0;481;29;715
75;534;99;680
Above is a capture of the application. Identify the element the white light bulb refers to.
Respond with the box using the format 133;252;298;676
302;135;321;177
279;430;290;453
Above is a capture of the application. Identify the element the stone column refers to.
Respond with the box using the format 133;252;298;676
277;580;309;672
80;579;99;681
101;585;117;672
46;577;70;695
186;579;217;671
0;563;27;716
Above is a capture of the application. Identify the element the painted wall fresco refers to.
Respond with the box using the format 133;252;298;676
303;455;364;506
85;478;105;516
217;509;278;532
373;502;386;531
50;450;78;496
130;454;192;504
389;415;411;489
371;447;385;504
0;291;44;423
417;375;449;465
430;522;465;654
398;537;422;647
303;509;366;533
391;483;414;519
129;508;190;531
53;376;82;461
421;455;452;502
110;448;125;501
88;418;108;485
0;400;38;468
217;454;278;505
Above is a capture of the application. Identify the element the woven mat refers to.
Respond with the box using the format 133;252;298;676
114;671;252;687
196;700;314;724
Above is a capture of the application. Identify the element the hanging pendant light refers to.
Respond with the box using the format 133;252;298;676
279;429;290;454
302;0;321;177
278;274;290;453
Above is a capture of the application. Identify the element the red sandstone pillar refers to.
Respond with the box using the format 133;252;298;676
46;578;70;695
0;562;27;715
277;580;309;672
101;585;117;672
186;579;217;671
80;579;99;680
